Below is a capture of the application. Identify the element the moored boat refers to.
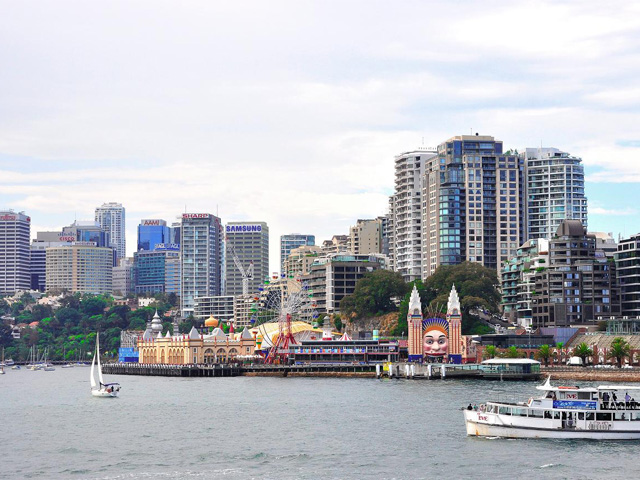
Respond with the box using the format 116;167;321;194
464;376;640;439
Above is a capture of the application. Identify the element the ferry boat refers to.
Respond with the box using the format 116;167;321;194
464;376;640;439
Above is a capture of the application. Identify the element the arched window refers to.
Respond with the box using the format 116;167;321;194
204;348;215;365
216;348;227;363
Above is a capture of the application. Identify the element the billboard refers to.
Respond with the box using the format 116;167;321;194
226;224;263;233
182;213;210;219
141;219;166;226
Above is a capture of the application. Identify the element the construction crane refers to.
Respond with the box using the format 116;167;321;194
227;242;254;295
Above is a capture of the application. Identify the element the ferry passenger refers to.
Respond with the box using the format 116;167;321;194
602;392;610;409
625;392;631;408
467;404;473;411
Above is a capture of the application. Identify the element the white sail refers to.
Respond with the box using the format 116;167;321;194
96;334;105;386
90;350;97;388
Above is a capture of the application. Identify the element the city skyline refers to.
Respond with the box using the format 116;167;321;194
1;1;640;273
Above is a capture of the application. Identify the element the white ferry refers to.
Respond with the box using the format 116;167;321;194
464;377;640;439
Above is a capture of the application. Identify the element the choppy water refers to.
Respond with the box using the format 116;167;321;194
0;367;636;479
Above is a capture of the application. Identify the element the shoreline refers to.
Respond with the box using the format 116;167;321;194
541;367;640;383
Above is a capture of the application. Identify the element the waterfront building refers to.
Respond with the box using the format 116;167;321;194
521;147;587;240
422;135;525;278
113;257;134;296
224;222;269;297
0;210;31;295
349;219;382;255
389;148;435;282
283;245;322;278
180;213;224;317
137;219;170;251
138;325;256;364
289;338;399;363
280;234;315;273
193;295;234;323
302;253;388;314
45;244;113;294
134;245;180;295
616;233;640;317
95;202;126;260
500;238;549;327
531;220;620;328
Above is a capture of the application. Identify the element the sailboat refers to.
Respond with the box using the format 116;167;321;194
43;348;55;371
90;334;120;398
0;348;5;375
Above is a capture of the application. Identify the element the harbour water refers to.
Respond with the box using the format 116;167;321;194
0;368;635;479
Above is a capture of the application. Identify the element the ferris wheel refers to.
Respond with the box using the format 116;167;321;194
250;274;319;328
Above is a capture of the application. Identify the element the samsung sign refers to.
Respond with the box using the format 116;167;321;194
226;224;263;233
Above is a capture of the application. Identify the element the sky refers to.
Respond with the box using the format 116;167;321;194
1;0;640;272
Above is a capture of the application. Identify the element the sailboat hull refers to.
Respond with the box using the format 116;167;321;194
91;389;119;398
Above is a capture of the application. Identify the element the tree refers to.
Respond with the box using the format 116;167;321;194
536;344;551;366
128;317;147;331
81;296;108;317
483;345;498;359
504;346;522;358
572;342;593;366
607;337;631;368
340;270;409;320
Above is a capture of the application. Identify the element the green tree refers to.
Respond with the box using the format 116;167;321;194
607;337;631;368
572;342;593;366
535;344;551;366
340;270;409;320
504;346;522;358
128;317;147;330
81;296;108;317
483;345;498;359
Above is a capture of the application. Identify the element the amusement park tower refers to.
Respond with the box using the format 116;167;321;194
446;285;462;363
407;285;423;362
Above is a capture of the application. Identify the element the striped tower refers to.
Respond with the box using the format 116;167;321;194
407;285;424;362
446;285;462;364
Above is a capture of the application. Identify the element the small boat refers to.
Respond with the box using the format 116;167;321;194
90;333;120;398
11;365;20;370
61;363;74;368
464;376;640;439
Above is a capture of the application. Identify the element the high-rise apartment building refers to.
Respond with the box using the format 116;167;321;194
95;202;126;260
531;220;619;328
522;148;587;240
349;219;382;255
224;222;269;297
280;234;315;273
283;245;322;278
422;135;525;277
180;213;223;317
45;244;113;294
321;235;350;256
0;210;31;295
616;233;640;317
389;149;435;282
113;257;134;296
137;219;170;251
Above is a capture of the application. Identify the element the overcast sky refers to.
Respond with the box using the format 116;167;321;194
1;0;639;272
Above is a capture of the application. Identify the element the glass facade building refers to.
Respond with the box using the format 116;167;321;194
137;219;170;251
134;246;180;294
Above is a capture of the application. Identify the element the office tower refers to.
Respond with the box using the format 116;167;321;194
45;244;113;294
180;213;223;317
224;222;269;297
389;148;436;282
134;245;180;294
531;220;619;328
422;135;525;277
280;234;315;273
137;219;170;251
61;221;111;247
522;148;588;240
0;210;31;295
30;231;75;291
616;233;640;316
350;219;382;255
95;202;126;260
113;257;134;296
170;221;181;245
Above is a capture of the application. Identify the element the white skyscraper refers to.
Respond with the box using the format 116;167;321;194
95;202;126;260
224;222;269;297
0;210;31;295
522;148;588;240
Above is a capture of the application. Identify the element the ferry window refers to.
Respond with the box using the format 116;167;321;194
596;412;612;421
578;412;585;420
529;409;543;418
544;411;552;419
498;406;511;415
553;412;561;420
513;408;526;417
586;412;594;420
577;392;591;400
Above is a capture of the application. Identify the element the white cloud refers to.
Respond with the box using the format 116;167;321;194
1;0;640;267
